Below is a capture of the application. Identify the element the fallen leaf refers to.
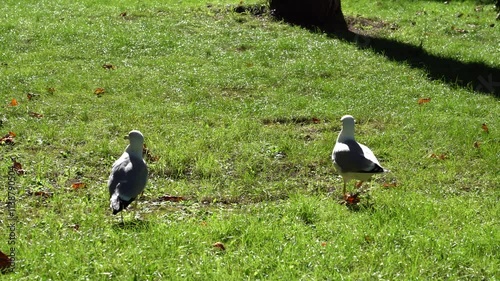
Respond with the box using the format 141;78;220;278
71;182;86;190
428;153;447;160
94;88;105;96
33;191;53;198
417;97;431;104
383;182;397;188
9;98;18;106
11;159;25;175
212;242;225;251
451;26;468;33
28;111;43;118
143;143;160;162
102;64;116;70
473;141;481;148
158;195;185;202
0;250;12;273
344;193;360;205
481;123;489;133
27;92;41;100
0;132;15;145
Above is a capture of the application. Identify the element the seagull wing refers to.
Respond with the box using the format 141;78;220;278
108;153;148;211
333;140;384;174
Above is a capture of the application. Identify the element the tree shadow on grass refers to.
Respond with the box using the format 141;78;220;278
328;28;500;98
232;4;500;97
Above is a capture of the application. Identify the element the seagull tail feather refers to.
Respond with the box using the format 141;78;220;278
110;192;123;215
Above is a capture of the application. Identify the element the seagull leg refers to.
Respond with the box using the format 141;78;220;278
343;179;347;199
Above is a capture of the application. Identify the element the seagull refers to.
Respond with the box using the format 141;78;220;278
332;115;388;198
108;130;148;222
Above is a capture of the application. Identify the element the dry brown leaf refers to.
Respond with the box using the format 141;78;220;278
71;182;86;190
143;143;160;162
429;153;447;160
344;193;360;205
417;97;431;104
26;92;41;100
364;235;374;243
0;132;15;145
94;88;105;96
11;159;25;175
212;242;225;251
9;98;18;106
473;141;481;148
34;191;53;198
452;26;468;33
102;64;116;70
481;123;489;133
383;182;397;188
0;250;12;273
29;111;43;118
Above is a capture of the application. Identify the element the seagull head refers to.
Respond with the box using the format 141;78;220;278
125;130;144;155
338;115;356;142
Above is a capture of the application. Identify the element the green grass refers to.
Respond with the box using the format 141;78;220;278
1;0;499;279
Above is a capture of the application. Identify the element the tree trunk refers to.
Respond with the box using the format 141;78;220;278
269;0;347;31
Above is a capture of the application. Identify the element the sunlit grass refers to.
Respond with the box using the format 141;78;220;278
0;0;498;279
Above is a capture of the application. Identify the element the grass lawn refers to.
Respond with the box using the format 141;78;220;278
1;0;499;279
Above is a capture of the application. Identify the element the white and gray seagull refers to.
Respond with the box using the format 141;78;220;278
108;130;148;222
332;115;388;198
